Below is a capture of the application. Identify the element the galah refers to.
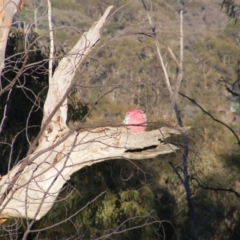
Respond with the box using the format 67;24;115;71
123;109;147;133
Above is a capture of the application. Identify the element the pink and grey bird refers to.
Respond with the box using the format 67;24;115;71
123;109;147;133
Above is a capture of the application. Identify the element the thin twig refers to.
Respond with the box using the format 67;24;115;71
179;92;240;145
191;176;240;198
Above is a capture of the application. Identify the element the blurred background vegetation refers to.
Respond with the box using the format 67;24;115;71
1;0;240;239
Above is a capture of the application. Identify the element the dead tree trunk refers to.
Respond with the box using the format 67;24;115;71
0;4;188;221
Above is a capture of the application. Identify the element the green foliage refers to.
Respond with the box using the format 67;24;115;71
221;0;240;19
29;160;177;239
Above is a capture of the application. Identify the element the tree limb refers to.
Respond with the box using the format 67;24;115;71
0;4;189;221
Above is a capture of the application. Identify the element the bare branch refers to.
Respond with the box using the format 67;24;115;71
179;92;240;144
47;0;54;82
0;4;190;222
